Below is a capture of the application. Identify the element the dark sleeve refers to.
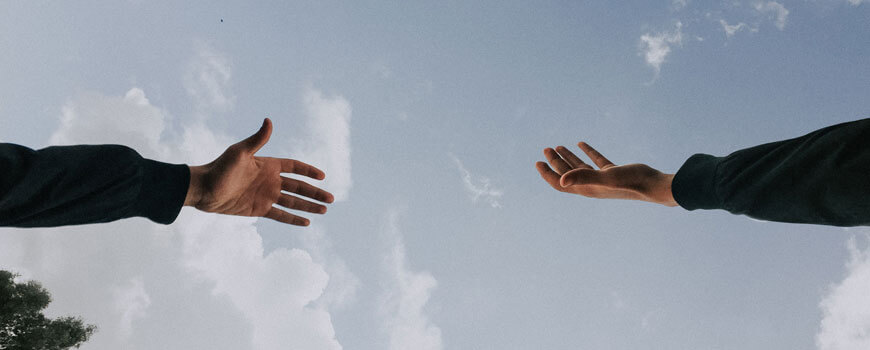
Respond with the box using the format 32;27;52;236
671;118;870;226
0;143;190;227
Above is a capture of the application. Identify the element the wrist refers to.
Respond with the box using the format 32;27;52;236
657;173;678;207
184;165;207;207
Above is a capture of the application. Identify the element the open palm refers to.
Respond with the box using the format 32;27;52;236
187;118;335;225
535;142;677;206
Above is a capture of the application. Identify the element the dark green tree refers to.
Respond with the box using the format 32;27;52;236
0;270;96;350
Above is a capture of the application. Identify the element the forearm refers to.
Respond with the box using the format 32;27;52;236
0;143;190;227
671;118;870;226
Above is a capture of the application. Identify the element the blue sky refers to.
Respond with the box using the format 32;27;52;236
1;1;869;349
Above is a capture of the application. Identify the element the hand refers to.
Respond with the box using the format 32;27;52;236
535;142;678;207
184;118;335;225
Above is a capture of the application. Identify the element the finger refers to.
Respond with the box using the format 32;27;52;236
577;142;615;169
239;118;272;154
280;159;326;180
544;147;572;174
555;146;591;170
276;193;327;214
265;207;310;226
536;161;566;191
282;177;334;203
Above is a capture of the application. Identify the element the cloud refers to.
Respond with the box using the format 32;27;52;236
848;0;864;5
639;22;683;76
290;88;353;202
755;1;789;30
49;88;169;159
672;0;689;10
0;86;345;350
112;277;151;341
295;226;360;311
816;234;870;350
450;154;504;208
719;19;748;38
184;44;235;113
379;210;443;350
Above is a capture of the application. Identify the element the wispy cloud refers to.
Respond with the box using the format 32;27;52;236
450;154;504;208
184;44;235;113
639;22;683;77
849;0;865;6
719;19;749;38
292;87;353;202
755;1;789;30
816;234;870;350
379;209;443;350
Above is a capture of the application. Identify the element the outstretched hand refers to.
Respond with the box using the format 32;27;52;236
535;142;678;207
184;118;334;225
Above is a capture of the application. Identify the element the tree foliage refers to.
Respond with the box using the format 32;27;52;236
0;270;96;350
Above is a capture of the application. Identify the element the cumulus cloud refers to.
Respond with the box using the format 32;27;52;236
184;44;235;113
379;210;443;350
295;226;360;311
450;154;503;208
289;88;353;202
49;88;169;159
639;22;683;76
816;234;870;350
0;85;345;349
719;19;748;38
755;1;789;30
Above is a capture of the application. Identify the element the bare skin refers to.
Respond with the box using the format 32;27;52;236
535;142;678;207
184;118;334;226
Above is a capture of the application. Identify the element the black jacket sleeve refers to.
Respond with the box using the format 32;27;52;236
0;143;190;227
672;118;870;226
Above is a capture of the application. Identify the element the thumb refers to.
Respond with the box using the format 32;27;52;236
560;168;605;187
240;118;272;154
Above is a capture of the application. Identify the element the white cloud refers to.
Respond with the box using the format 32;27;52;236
379;210;443;350
672;0;689;10
0;86;345;350
720;19;748;38
639;22;683;76
848;0;864;5
755;1;789;30
296;226;360;311
450;154;503;208
49;88;170;159
290;88;353;202
184;44;235;113
816;234;870;350
112;277;151;341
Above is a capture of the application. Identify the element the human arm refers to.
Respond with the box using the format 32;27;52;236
535;142;678;207
536;118;870;226
1;118;332;227
0;143;189;227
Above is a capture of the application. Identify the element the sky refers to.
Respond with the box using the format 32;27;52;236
0;1;869;349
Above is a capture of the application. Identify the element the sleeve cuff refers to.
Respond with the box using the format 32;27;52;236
672;153;722;211
132;159;190;224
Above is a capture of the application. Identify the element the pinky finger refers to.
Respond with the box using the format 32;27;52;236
265;207;310;226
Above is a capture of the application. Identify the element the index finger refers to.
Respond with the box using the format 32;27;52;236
577;142;615;169
536;161;566;192
279;158;326;180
